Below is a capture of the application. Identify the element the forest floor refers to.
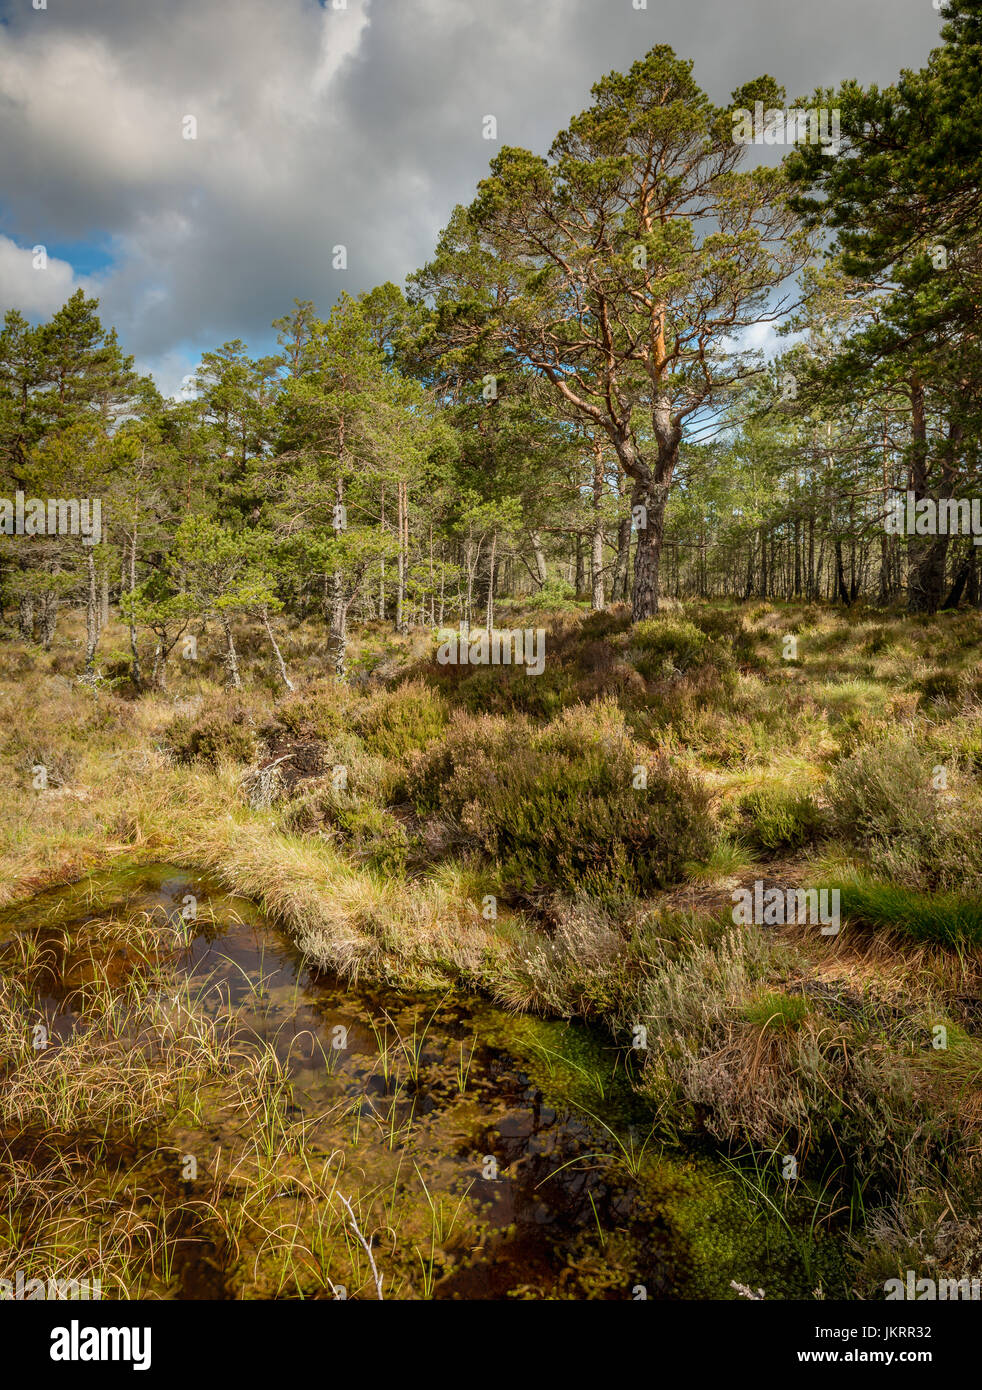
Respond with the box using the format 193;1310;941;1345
2;596;982;1298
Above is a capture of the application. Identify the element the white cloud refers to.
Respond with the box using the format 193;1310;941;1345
0;235;86;316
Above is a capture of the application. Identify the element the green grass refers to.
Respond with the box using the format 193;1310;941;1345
834;875;982;947
741;991;810;1031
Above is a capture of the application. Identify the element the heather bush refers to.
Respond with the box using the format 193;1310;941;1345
826;733;939;859
452;664;576;719
353;679;447;760
168;705;256;766
409;701;712;897
630;616;732;680
275;678;360;742
917;670;962;708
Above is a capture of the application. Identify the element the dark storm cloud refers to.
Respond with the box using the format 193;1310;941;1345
0;0;944;389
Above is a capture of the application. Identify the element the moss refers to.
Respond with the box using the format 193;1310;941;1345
646;1155;853;1299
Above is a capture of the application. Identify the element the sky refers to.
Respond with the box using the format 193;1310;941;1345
0;0;946;397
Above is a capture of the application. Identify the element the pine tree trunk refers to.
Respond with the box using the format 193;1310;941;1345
129;515;141;686
906;375;949;614
629;466;673;621
485;530;497;631
743;535;755;599
463;537;475;636
18;596;34;641
574;533;585;599
331;578;348;680
438;545;446;627
612;512;631;602
85;550;98;674
591;439;605;610
834;541;850;604
40;593;58;651
395;480;406;633
758;526;768;598
528;531;547;590
262;605;294;691
379;486;386;622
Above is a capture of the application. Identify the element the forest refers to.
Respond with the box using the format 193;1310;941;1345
1;1;981;1310
3;11;982;670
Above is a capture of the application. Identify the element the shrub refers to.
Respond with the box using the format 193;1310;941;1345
334;801;409;876
917;670;962;708
730;627;768;671
453;665;576;720
276;679;359;741
100;653;138;685
168;706;256;766
354;680;447;760
23;745;76;788
826;735;939;857
630;617;731;679
578;607;633;641
862;627;890;655
575;661;648;706
409;701;713;897
279;786;409;874
685;606;746;643
522;578;580;612
738;787;827;855
576;639;618;673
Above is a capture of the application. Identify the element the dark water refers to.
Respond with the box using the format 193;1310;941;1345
0;865;847;1299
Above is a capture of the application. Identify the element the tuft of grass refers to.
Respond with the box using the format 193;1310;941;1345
833;874;982;948
741;991;810;1032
